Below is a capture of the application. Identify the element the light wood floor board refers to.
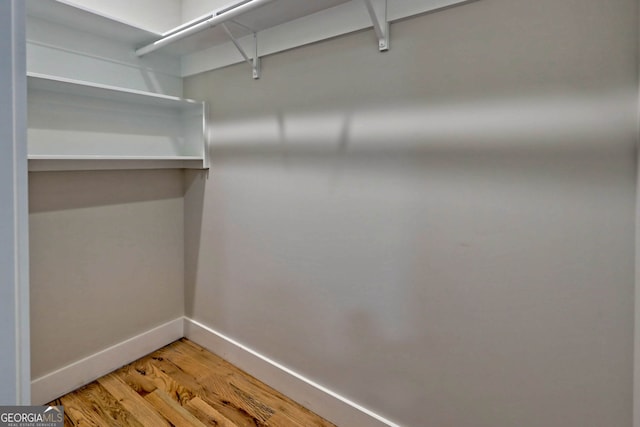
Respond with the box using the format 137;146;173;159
48;338;336;427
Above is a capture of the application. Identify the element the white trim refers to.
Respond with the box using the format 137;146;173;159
30;317;402;426
0;0;29;405
636;165;640;421
634;2;640;423
184;318;403;427
31;317;184;405
634;6;640;421
13;0;30;404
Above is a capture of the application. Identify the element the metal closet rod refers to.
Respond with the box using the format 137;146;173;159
135;0;277;57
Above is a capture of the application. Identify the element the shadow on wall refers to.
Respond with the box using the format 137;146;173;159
184;168;207;318
180;0;637;421
182;91;636;426
205;92;636;158
29;169;186;213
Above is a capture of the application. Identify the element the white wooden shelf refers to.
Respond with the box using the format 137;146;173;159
28;73;202;109
29;155;205;160
27;73;209;171
26;0;160;45
26;0;474;79
27;0;352;56
25;0;473;171
28;157;206;172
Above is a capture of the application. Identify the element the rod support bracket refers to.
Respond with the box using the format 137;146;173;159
363;0;389;51
221;23;261;79
252;58;260;79
251;33;260;79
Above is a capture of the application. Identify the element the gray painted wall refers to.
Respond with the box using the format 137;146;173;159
0;0;29;405
184;0;638;426
29;170;185;379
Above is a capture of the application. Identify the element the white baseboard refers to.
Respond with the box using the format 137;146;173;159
31;317;400;427
31;317;184;405
184;318;402;427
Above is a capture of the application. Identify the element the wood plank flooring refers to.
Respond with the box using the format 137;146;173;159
48;338;336;427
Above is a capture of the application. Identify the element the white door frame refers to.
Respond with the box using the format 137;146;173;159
635;5;640;424
0;0;30;405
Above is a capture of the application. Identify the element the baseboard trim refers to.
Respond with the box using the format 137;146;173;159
184;318;402;427
31;317;184;405
31;317;401;426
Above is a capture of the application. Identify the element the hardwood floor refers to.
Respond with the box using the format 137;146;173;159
48;338;336;427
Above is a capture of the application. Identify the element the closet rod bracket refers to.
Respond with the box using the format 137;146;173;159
363;0;389;51
221;23;261;79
